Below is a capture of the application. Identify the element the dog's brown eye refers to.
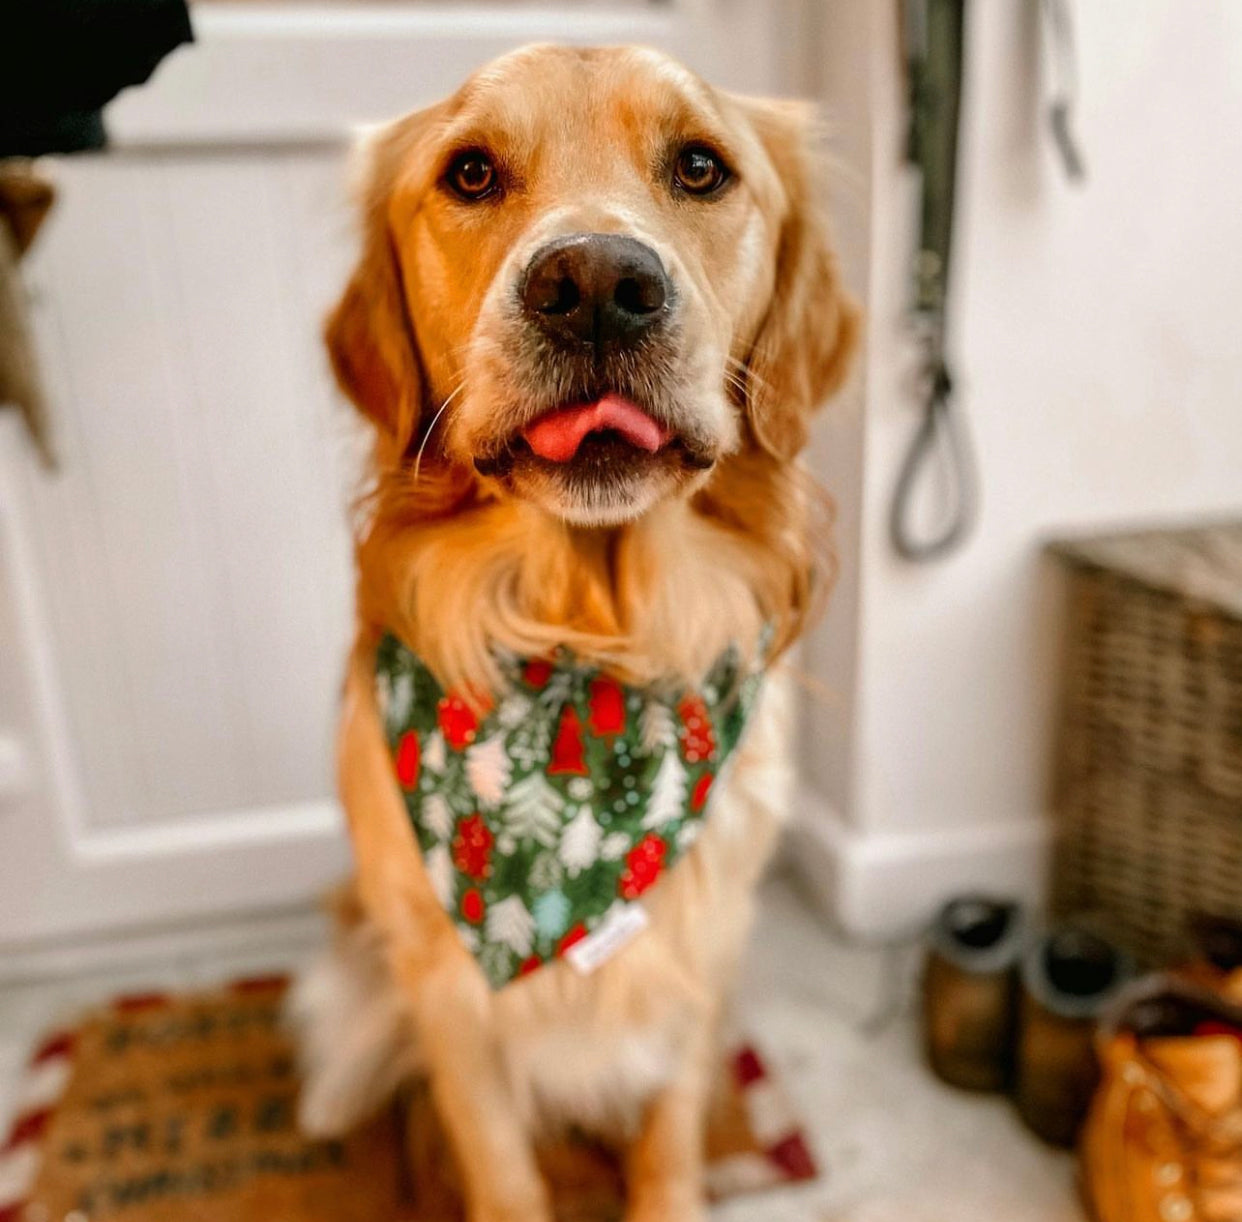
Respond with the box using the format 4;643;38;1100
673;146;729;195
447;151;497;200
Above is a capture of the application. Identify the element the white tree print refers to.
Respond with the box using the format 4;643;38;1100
422;729;447;775
640;699;677;753
509;717;553;772
486;895;535;957
424;844;454;908
642;750;687;830
500;773;563;847
559;805;603;877
421;792;454;841
380;669;415;739
528;851;564;892
466;734;511;808
479;943;512;985
540;670;575;713
600;832;631;861
497;691;533;730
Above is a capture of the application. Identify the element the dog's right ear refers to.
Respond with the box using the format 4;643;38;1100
325;119;427;455
734;98;859;462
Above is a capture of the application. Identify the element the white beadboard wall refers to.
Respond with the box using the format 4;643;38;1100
20;150;359;833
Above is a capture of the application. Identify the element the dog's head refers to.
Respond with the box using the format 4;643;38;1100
328;44;857;528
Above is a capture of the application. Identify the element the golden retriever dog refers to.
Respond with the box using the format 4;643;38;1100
292;43;857;1222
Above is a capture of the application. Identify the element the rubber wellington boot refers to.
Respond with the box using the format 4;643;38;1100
923;896;1025;1092
1015;925;1134;1147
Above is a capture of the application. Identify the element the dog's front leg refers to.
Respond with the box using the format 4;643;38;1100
622;1032;711;1222
339;652;552;1222
400;957;553;1222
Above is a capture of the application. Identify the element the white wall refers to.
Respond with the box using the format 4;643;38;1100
801;0;1242;934
796;0;873;822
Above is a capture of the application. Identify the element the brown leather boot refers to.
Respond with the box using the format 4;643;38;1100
1081;977;1242;1222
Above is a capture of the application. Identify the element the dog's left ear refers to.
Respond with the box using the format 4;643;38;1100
740;100;860;461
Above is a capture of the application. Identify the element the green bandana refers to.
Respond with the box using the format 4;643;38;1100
375;633;763;988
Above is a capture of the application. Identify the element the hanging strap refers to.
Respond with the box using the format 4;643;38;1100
891;0;977;562
1042;0;1087;181
889;340;976;561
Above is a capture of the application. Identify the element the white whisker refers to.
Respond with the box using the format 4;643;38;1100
413;383;465;484
724;355;773;398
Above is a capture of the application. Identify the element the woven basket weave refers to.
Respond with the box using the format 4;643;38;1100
1049;522;1242;966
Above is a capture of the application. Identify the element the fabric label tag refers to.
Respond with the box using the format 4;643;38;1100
564;904;650;975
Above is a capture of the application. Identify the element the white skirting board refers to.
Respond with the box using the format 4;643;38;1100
0;903;328;988
785;789;1052;942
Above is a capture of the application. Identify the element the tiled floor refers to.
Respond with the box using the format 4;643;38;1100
0;876;1083;1221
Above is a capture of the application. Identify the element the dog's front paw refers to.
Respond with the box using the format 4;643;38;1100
469;1206;556;1222
625;1208;707;1222
624;1189;707;1222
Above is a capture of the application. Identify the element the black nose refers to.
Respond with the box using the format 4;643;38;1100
520;233;671;350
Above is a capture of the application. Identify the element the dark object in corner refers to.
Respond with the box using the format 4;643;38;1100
0;0;192;156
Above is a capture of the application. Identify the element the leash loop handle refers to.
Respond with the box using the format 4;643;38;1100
893;0;977;563
889;336;978;563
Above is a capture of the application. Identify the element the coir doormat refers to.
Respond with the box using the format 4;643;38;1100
0;978;815;1222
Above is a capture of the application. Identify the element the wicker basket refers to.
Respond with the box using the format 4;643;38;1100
1049;522;1242;966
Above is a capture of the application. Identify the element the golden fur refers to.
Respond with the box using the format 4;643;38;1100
293;44;857;1222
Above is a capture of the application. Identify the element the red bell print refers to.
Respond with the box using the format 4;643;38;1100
438;692;480;750
678;694;717;764
523;658;553;689
690;772;714;811
549;704;588;776
519;954;543;976
395;731;420;790
587;675;626;737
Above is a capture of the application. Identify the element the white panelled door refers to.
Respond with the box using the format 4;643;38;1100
0;1;800;951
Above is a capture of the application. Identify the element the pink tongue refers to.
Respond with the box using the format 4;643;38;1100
523;394;669;463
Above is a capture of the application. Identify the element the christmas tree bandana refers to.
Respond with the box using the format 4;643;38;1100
375;633;764;988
